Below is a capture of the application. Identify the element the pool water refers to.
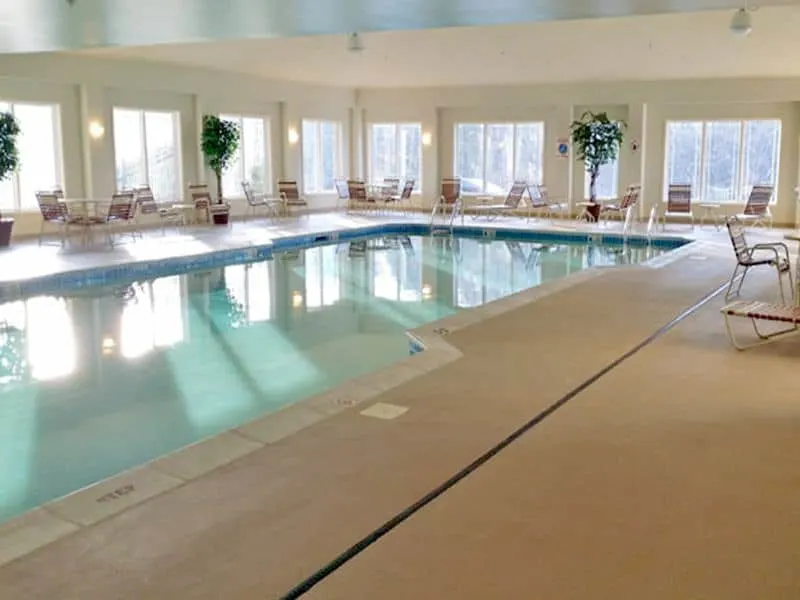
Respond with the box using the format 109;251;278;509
0;234;665;521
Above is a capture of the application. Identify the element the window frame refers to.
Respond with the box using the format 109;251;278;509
0;100;64;212
112;106;183;202
219;113;272;197
367;122;423;192
663;119;781;204
301;119;342;195
454;121;545;195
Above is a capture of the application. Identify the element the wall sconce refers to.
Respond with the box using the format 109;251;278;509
421;283;432;298
422;132;432;146
291;290;304;307
288;127;299;145
88;120;105;140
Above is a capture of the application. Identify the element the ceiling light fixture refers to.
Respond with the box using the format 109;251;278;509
730;4;753;36
347;32;365;53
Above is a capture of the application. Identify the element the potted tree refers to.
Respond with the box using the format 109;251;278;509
200;115;240;225
570;111;625;222
0;111;20;247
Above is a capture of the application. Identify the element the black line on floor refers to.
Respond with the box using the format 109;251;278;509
278;281;728;600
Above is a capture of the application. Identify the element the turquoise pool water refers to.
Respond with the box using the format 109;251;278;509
0;234;666;521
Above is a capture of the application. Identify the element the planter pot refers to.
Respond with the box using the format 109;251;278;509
587;203;601;222
0;217;14;247
212;212;230;225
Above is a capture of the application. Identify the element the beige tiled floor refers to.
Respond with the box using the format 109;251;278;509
0;213;798;599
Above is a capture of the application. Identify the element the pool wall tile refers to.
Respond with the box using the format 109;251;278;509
0;224;689;301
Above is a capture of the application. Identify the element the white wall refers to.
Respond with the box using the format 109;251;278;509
359;79;800;225
0;53;357;235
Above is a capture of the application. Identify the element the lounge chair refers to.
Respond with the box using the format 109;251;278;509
347;180;369;213
724;216;793;303
135;187;184;233
528;184;567;221
35;191;82;245
99;192;137;246
242;181;280;219
600;184;641;225
277;179;309;218
435;177;461;218
721;300;800;350
736;185;773;228
334;179;349;211
472;181;527;220
661;184;693;229
386;179;414;214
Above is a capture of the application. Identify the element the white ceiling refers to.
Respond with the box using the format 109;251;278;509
3;0;800;53
74;7;800;87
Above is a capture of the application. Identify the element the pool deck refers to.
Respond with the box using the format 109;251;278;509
1;213;799;599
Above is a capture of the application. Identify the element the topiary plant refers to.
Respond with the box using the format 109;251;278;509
0;111;21;215
570;111;625;219
200;115;240;204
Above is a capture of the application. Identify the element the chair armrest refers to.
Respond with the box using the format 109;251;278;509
753;242;790;261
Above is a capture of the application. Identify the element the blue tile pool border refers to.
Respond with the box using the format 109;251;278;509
0;224;691;302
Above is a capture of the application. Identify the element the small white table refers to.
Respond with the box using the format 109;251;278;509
697;202;723;229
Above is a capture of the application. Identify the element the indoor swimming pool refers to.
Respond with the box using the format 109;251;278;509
0;232;673;522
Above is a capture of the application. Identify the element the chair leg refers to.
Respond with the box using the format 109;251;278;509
725;264;744;300
734;265;749;298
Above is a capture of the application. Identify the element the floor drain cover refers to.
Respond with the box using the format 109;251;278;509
360;403;409;420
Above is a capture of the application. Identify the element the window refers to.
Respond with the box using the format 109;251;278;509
302;119;341;194
0;102;62;212
113;108;181;202
584;159;619;200
455;122;544;194
220;114;271;198
369;123;421;185
665;119;781;202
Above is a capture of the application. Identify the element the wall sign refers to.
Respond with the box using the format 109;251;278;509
556;138;569;158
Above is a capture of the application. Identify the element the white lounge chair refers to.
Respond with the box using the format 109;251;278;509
724;216;793;304
721;300;800;350
472;181;527;220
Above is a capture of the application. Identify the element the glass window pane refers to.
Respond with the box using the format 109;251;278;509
455;124;484;193
15;104;61;210
702;120;741;202
743;119;780;191
144;111;180;203
585;159;618;200
220;114;243;199
485;124;513;193
370;124;396;183
665;121;702;199
302;120;320;194
242;117;267;193
113;108;146;192
398;124;421;184
320;121;338;193
514;123;544;185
